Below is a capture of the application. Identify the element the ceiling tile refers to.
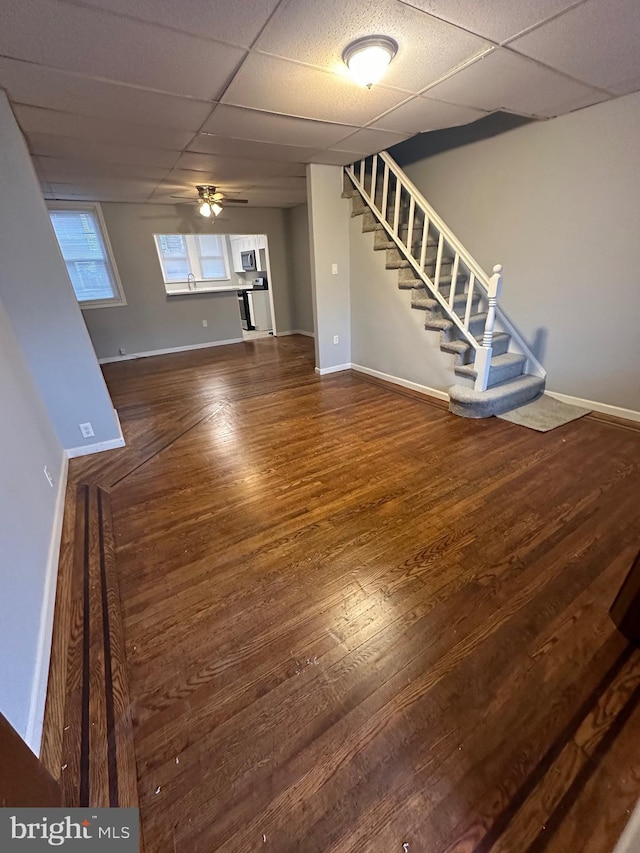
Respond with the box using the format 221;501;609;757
510;0;640;92
27;133;180;168
302;149;361;166
254;0;491;94
34;156;170;181
187;134;317;162
169;155;305;184
72;0;280;48
370;95;488;133
201;104;359;148
0;58;215;129
0;0;245;99
46;178;159;202
12;105;195;150
222;53;407;124
424;49;605;117
330;127;412;154
401;0;580;43
174;152;304;177
245;176;308;190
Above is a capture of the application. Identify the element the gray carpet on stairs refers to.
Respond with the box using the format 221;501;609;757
497;394;590;431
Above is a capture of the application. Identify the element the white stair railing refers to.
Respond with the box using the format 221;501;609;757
344;152;545;391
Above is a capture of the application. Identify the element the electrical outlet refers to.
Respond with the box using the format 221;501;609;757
202;319;208;327
119;347;126;355
44;466;54;488
333;335;339;344
331;263;338;275
79;422;94;439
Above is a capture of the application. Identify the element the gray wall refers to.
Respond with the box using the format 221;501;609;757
0;93;121;449
85;204;296;359
397;91;640;412
284;204;314;334
307;165;351;369
0;294;65;748
350;216;460;391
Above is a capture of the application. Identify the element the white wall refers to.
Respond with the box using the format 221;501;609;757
307;165;351;370
0;93;121;449
0;295;66;751
84;204;296;359
397;92;640;412
285;204;314;335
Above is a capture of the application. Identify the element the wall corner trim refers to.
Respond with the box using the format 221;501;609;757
66;408;126;459
24;451;69;755
315;364;352;376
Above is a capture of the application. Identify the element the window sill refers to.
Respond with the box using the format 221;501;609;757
165;284;248;296
80;299;127;310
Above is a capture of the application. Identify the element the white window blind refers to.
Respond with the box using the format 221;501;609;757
196;234;227;280
156;235;190;282
48;205;124;307
153;234;230;292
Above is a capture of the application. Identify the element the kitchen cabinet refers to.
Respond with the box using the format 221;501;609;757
251;290;272;331
229;234;267;273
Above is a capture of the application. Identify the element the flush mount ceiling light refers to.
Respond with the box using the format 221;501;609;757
342;36;398;88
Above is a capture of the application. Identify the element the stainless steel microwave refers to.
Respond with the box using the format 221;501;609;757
241;250;257;272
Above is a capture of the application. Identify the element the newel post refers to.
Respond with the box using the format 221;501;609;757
474;264;503;392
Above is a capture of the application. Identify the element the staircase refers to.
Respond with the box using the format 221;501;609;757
343;152;546;418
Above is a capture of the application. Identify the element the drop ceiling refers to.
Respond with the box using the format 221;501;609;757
0;0;636;207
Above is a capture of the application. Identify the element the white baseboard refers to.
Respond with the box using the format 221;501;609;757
66;407;126;459
350;363;450;401
98;337;244;364
25;451;69;755
277;329;315;338
545;390;640;423
315;363;352;376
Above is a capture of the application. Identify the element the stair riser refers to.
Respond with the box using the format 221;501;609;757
487;359;527;387
449;379;545;418
454;356;527;386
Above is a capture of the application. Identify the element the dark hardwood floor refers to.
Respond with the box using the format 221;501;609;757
43;335;640;851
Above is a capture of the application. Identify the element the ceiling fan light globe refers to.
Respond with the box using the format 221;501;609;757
199;201;212;217
212;202;223;216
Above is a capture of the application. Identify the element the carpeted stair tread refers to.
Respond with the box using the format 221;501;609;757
411;289;480;313
454;352;527;386
425;316;454;333
411;290;482;314
449;375;545;418
441;332;511;363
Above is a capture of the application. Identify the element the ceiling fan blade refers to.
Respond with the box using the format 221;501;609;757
223;198;249;204
170;195;195;199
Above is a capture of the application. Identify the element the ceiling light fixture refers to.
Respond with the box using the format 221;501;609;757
342;36;398;88
199;200;212;218
211;202;223;217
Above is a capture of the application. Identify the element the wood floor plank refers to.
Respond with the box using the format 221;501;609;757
42;336;640;852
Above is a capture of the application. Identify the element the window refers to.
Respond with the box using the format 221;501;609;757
47;203;125;308
154;233;230;294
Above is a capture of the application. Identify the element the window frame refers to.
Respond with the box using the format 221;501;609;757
153;233;231;294
47;201;126;309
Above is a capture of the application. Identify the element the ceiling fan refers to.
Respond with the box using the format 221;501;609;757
171;184;249;217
